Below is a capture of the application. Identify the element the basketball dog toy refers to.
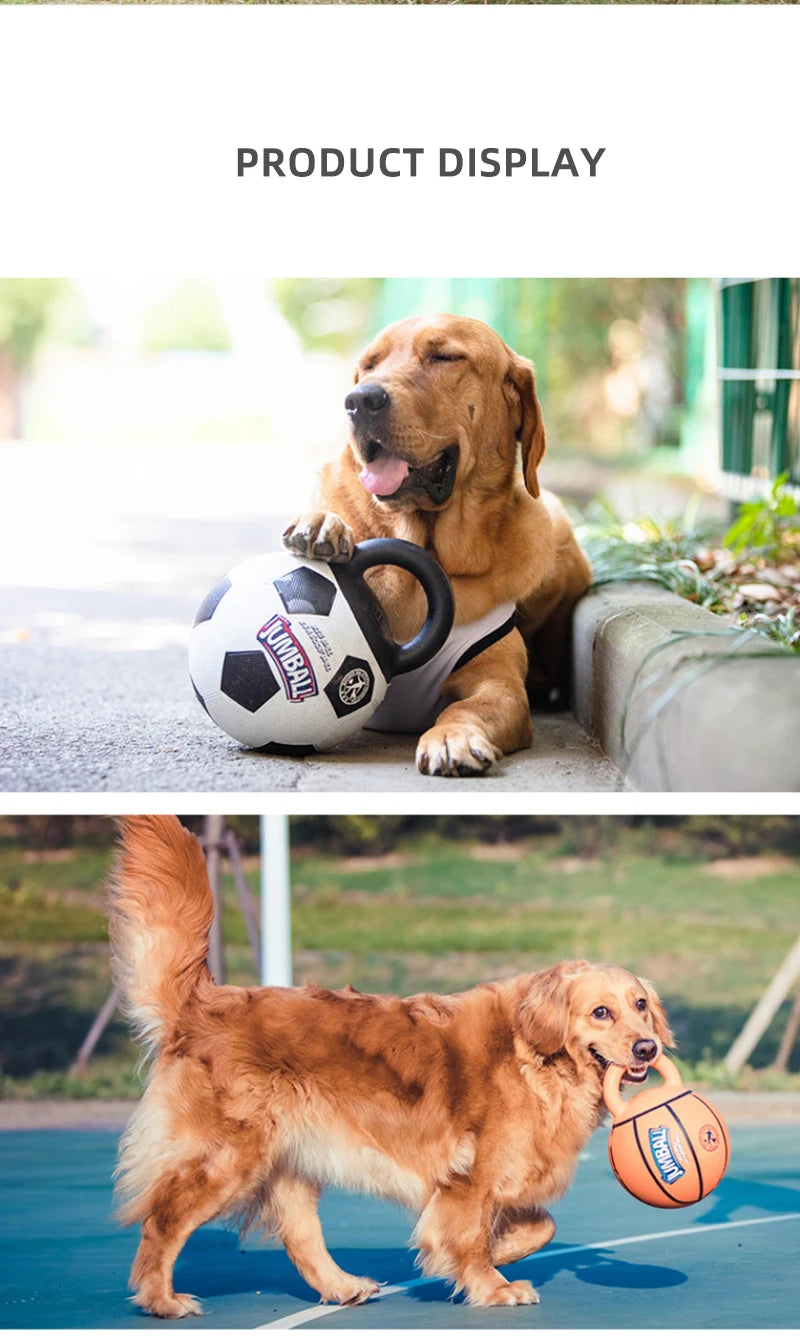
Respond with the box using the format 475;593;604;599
189;538;455;752
604;1053;730;1208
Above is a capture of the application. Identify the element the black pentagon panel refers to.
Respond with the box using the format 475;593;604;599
274;567;337;616
193;575;232;626
221;651;280;713
325;655;375;718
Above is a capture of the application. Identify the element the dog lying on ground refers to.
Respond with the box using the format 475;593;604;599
110;816;673;1316
283;314;591;777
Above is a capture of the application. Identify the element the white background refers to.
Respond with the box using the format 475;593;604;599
1;5;798;277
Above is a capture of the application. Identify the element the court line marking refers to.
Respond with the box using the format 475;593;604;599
257;1212;800;1328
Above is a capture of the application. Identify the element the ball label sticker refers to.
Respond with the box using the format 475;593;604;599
338;666;371;706
257;616;318;702
648;1125;686;1184
699;1124;720;1152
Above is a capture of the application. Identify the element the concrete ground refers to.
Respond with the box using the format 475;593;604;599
0;445;625;793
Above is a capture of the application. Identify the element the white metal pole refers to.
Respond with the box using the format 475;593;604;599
205;814;226;985
260;814;292;987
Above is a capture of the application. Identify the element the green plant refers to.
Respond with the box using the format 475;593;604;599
724;473;800;559
577;502;726;610
746;607;800;653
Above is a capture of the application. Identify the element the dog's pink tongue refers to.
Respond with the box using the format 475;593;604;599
359;448;410;496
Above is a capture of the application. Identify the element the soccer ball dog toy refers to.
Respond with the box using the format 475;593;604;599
603;1053;730;1208
189;538;455;752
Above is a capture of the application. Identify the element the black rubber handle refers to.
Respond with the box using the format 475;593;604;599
346;538;455;675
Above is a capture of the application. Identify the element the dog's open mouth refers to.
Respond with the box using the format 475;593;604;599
590;1047;651;1085
358;443;459;506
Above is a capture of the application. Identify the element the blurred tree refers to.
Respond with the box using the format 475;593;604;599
0;279;82;439
510;277;687;455
272;279;380;356
2;814;798;860
365;277;691;459
140;281;231;353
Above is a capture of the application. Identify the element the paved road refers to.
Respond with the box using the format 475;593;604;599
0;445;625;794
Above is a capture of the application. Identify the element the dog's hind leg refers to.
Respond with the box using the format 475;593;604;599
414;1184;539;1307
491;1206;555;1266
128;1156;249;1318
269;1175;380;1306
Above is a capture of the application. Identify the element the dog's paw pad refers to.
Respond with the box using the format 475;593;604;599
416;726;500;778
138;1291;204;1319
282;513;354;564
481;1280;539;1307
324;1276;380;1306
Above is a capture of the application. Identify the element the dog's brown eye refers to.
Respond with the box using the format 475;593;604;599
635;998;648;1012
592;1006;611;1020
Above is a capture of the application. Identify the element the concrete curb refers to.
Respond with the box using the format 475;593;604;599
2;1092;798;1131
572;583;800;792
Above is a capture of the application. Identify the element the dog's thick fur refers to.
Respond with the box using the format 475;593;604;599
283;314;592;776
110;816;674;1317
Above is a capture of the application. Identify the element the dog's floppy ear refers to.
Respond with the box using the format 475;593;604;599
517;960;588;1056
642;979;676;1049
504;348;547;499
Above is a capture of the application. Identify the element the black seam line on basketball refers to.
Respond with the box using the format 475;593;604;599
450;613;518;676
666;1099;704;1199
692;1093;731;1173
610;1088;694;1130
632;1118;685;1205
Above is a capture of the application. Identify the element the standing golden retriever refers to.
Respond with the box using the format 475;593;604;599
110;817;673;1317
283;314;591;777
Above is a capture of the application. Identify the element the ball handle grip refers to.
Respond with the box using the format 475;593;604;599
603;1052;684;1122
346;538;456;676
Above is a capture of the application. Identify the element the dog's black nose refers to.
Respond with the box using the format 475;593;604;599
632;1038;658;1062
345;382;390;417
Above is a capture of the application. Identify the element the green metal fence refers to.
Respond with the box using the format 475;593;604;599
718;278;800;490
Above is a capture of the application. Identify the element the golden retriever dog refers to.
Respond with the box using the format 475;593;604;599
283;314;592;777
110;816;674;1317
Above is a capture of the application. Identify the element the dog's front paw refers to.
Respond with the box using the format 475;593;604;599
134;1289;204;1319
417;724;501;777
469;1279;540;1307
282;512;354;563
320;1275;380;1306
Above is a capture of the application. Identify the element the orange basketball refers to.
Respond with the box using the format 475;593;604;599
604;1054;730;1208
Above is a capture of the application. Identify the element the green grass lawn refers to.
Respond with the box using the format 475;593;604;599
2;832;799;1097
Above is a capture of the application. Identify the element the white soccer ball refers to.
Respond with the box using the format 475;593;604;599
188;543;453;752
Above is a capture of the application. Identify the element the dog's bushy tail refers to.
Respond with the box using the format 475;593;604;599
108;816;214;1062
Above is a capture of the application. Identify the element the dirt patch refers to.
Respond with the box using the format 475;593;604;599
337;853;412;873
551;857;606;874
0;1099;136;1131
706;856;797;881
469;841;531;862
21;849;74;864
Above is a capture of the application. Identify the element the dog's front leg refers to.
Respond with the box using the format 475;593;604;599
414;1183;539;1306
417;631;532;777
